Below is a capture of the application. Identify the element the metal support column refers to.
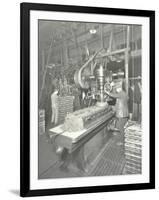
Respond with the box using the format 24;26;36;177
125;25;130;94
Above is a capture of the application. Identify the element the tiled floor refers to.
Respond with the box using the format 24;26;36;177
39;131;126;179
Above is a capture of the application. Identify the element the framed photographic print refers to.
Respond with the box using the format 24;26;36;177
20;2;155;197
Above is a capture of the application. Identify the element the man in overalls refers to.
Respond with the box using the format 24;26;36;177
106;80;129;148
51;89;59;126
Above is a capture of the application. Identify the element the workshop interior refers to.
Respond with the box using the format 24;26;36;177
38;20;142;179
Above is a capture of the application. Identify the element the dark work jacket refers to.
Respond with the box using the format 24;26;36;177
134;82;141;104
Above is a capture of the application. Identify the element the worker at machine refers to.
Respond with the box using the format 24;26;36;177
105;80;129;148
51;88;59;126
72;86;81;111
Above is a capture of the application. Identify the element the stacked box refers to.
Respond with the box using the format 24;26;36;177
124;121;142;174
39;109;45;135
57;96;74;124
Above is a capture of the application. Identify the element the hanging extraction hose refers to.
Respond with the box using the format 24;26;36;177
74;49;102;89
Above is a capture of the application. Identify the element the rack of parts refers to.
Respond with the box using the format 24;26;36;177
124;121;142;174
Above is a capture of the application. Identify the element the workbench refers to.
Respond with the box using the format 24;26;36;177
49;110;114;172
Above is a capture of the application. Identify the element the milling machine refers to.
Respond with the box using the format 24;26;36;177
49;50;119;173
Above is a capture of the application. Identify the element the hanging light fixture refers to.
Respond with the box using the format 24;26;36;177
89;24;97;34
89;28;97;34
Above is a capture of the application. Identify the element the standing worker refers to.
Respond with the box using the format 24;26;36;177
51;89;59;126
105;80;129;148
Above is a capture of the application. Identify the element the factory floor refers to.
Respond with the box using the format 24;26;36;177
38;130;126;179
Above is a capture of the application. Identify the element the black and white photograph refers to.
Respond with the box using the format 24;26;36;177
38;21;142;179
20;3;155;197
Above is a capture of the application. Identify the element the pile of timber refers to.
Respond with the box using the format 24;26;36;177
39;109;45;135
63;105;111;132
57;96;74;124
124;121;142;174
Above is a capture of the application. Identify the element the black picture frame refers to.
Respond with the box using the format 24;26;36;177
20;2;155;197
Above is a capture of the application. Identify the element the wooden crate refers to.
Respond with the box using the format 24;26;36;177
39;109;45;135
124;121;142;174
57;96;74;124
